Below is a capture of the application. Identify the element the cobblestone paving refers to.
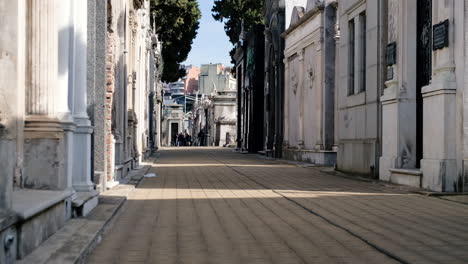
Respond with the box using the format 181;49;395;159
87;148;468;264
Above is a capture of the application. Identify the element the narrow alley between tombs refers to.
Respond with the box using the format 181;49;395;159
86;148;468;264
4;1;468;263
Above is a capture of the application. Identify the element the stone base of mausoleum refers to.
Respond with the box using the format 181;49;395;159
283;148;337;166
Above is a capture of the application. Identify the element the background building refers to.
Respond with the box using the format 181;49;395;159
189;63;237;146
199;63;237;95
184;65;201;95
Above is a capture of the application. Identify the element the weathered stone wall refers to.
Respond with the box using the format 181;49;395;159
0;0;23;209
283;1;337;165
464;0;468;191
337;0;384;176
16;201;68;259
210;92;237;146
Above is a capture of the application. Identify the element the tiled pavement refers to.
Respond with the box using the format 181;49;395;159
87;148;468;264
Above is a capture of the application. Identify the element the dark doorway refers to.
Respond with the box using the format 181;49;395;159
216;123;221;147
236;65;243;150
416;0;432;168
148;93;155;149
171;123;179;146
266;49;276;152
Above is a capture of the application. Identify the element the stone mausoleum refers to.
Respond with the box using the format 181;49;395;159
0;0;162;262
283;0;337;165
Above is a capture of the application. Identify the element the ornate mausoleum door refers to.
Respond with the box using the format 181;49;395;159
416;0;432;168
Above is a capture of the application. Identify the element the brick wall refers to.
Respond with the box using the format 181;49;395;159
185;66;201;94
105;31;115;181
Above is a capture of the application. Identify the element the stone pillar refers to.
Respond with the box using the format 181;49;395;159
58;0;75;191
89;0;108;191
283;61;289;149
24;0;68;190
155;100;161;149
25;0;58;119
323;4;337;150
464;0;468;192
421;1;458;191
333;9;340;152
72;0;94;192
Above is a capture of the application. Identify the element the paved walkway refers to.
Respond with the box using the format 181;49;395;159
87;148;468;264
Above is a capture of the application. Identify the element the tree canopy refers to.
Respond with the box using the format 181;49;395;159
151;0;201;82
212;0;264;60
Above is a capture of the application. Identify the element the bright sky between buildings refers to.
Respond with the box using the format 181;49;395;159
183;0;233;68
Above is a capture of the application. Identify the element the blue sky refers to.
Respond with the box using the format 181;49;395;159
183;0;233;67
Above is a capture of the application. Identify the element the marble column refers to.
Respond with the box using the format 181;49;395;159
72;0;94;192
58;0;75;191
25;0;59;122
24;0;67;190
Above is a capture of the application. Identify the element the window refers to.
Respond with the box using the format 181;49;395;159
348;10;367;95
348;19;355;95
359;12;366;93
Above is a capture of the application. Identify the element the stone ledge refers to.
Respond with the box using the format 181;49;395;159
285;148;337;154
12;189;73;220
72;191;99;208
72;191;99;217
0;210;18;231
105;180;120;190
389;168;422;188
17;197;125;264
15;164;151;263
389;168;423;176
283;148;337;166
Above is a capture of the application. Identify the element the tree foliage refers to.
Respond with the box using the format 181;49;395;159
212;0;264;60
151;0;201;82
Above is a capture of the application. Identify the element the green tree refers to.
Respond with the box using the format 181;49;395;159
151;0;201;82
212;0;264;60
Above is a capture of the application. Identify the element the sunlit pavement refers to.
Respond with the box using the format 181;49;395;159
87;148;468;264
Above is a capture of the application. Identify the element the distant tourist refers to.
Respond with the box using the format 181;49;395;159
224;132;232;147
185;132;192;146
177;133;185;146
198;130;204;146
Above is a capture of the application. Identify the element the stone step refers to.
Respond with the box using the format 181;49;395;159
72;191;99;218
17;196;125;264
389;168;422;188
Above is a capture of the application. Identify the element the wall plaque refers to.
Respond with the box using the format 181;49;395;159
386;42;397;66
387;67;394;81
433;20;449;50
